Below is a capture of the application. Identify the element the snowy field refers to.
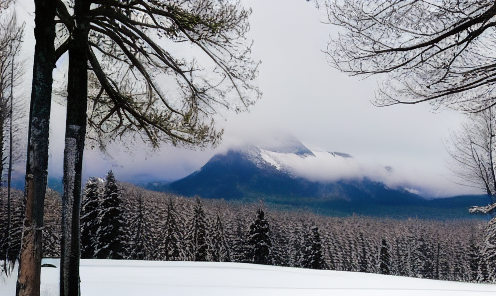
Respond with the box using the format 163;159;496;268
2;259;496;296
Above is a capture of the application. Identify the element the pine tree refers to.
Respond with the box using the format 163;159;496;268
301;224;312;268
128;193;148;260
270;219;290;267
379;238;390;275
467;235;481;282
454;241;467;281
80;177;102;259
248;208;272;265
188;198;208;261
341;229;355;271
210;214;230;262
230;216;250;263
306;225;325;270
481;218;496;282
162;198;182;261
324;231;337;271
414;236;434;278
393;236;410;276
358;232;368;272
94;171;126;259
290;222;304;267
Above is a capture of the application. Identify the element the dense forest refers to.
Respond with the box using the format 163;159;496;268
0;173;494;283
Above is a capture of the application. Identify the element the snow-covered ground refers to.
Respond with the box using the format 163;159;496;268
2;259;495;296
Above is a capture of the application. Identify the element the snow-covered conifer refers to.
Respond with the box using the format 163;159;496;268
210;214;231;262
94;171;126;259
187;198;208;261
81;177;103;259
127;192;156;260
357;232;368;272
290;221;304;267
304;225;325;270
481;218;496;282
161;198;182;261
270;217;291;267
228;215;250;263
467;234;481;282
379;238;390;275
248;208;272;265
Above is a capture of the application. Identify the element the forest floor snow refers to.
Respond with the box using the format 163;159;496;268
1;258;496;296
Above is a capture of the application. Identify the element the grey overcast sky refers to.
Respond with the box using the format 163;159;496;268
13;0;478;196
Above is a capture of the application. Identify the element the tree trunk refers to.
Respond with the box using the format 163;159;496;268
60;1;89;295
6;36;15;265
16;1;55;296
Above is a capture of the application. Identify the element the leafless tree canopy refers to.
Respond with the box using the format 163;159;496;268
0;12;25;175
446;108;496;194
55;0;260;150
445;107;496;214
326;0;496;111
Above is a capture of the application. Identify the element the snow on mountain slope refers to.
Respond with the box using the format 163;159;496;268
256;148;370;183
2;259;495;296
238;143;402;190
235;140;430;196
164;136;470;199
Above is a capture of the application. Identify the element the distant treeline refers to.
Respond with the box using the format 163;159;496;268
1;175;494;283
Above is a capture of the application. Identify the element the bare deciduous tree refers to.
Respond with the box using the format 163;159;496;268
52;1;260;295
325;0;496;112
446;107;496;215
16;1;56;295
0;8;25;268
446;108;496;197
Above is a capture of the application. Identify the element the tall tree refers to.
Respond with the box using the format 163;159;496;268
357;232;368;273
447;108;496;198
128;191;154;260
94;171;126;259
326;0;496;112
80;177;102;259
302;225;325;270
53;0;260;293
161;198;182;261
59;0;91;294
210;214;230;262
379;238;390;275
188;198;208;261
467;234;481;282
248;208;271;265
16;1;56;295
0;5;24;267
481;218;496;282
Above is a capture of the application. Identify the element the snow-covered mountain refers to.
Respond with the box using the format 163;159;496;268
165;136;416;200
147;137;491;218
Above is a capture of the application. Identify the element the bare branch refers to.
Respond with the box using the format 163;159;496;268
326;0;496;111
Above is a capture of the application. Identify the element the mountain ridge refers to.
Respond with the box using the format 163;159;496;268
141;139;491;220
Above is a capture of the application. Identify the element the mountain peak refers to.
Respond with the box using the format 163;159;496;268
237;133;314;157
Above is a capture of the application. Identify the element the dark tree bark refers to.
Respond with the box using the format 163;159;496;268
52;1;260;294
60;1;90;295
16;1;56;295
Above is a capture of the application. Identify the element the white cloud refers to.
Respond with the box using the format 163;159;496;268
16;0;477;198
257;148;476;198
